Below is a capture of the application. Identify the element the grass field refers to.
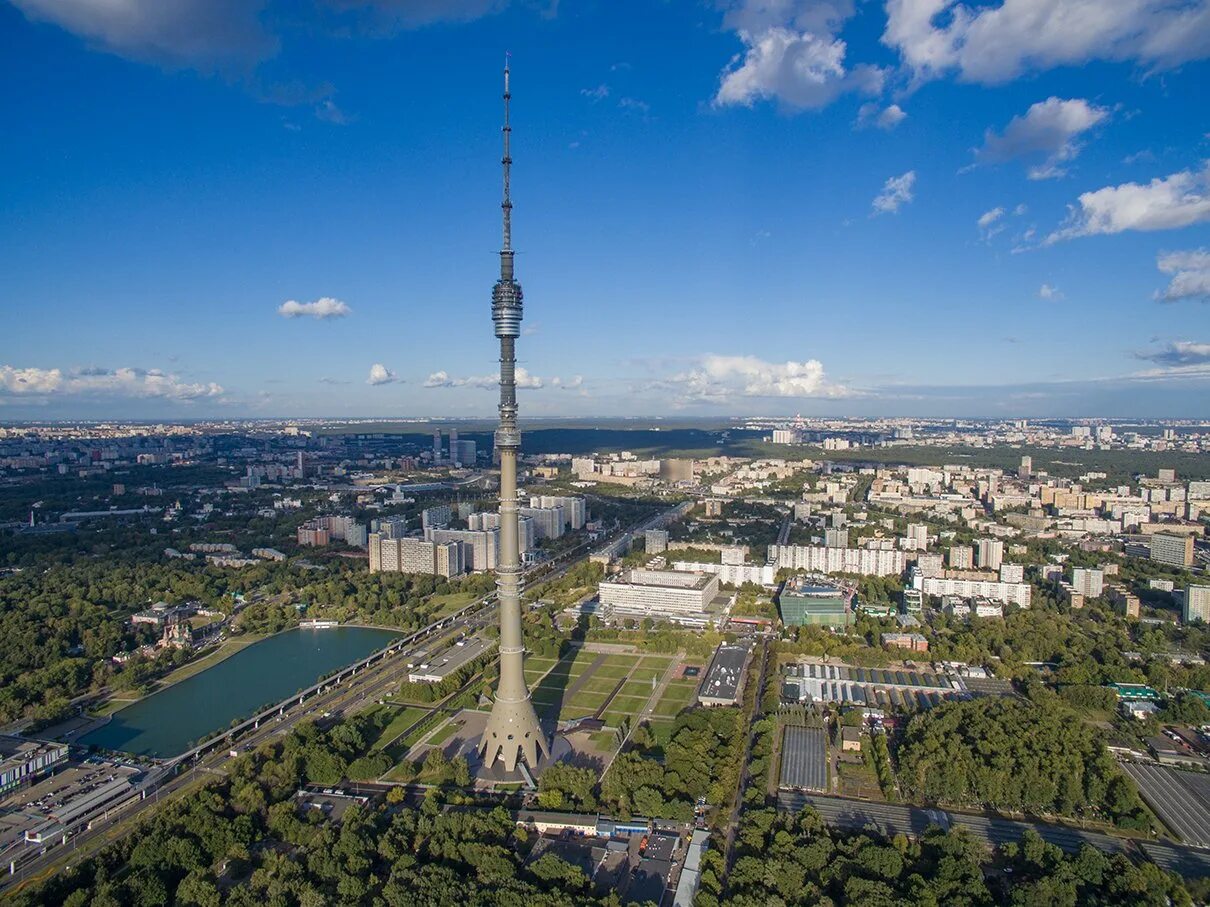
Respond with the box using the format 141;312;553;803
371;706;432;751
425;717;462;747
428;591;477;618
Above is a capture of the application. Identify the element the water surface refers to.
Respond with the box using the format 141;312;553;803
79;626;399;758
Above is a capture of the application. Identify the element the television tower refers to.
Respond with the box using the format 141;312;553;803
479;60;550;774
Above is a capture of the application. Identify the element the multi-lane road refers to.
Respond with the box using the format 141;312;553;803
776;790;1210;878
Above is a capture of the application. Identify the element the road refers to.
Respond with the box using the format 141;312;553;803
776;791;1210;878
721;639;770;874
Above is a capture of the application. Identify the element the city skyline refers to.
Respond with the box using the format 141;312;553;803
2;0;1210;419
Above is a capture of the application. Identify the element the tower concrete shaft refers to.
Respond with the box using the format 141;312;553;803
479;61;550;774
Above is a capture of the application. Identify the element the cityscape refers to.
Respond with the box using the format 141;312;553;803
3;1;1210;906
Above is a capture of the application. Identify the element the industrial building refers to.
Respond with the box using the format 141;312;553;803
778;578;852;628
698;642;751;706
781;661;964;711
780;725;827;791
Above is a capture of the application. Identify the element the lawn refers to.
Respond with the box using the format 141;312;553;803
371;706;432;751
425;717;462;747
428;591;477;618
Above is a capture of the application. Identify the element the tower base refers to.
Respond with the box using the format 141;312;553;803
478;698;551;775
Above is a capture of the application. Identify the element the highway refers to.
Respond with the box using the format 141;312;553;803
776;791;1210;878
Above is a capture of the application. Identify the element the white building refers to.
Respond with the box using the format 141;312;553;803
369;535;462;578
905;523;928;550
599;569;721;626
948;545;974;570
975;538;1004;571
768;545;906;577
1071;567;1105;599
671;561;775;587
917;574;1031;608
1185;585;1210;624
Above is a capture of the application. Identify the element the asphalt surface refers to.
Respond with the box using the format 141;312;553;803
1120;760;1210;848
776;791;1210;879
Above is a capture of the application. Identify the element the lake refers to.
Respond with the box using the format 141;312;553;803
78;626;400;758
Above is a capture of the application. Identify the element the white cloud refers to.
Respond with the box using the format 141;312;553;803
1046;162;1210;243
977;206;1005;238
858;102;908;129
1155;248;1210;302
883;0;1210;85
976;97;1110;179
872;170;916;215
1038;283;1063;299
669;354;851;403
367;363;398;385
714;1;884;111
580;84;609;101
10;0;275;71
277;296;351;319
0;365;223;400
424;367;543;389
1137;340;1210;365
314;98;350;125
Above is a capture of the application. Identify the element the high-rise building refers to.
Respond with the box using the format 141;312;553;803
1151;533;1193;568
432;430;442;462
421;504;452;531
824;528;849;548
975;538;1004;571
1184;585;1210;624
948;545;974;570
906;523;928;550
645;528;669;554
1019;456;1031;479
1071;567;1104;598
452;439;477;466
478;65;549;774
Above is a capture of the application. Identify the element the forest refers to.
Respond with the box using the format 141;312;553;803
710;806;1196;906
895;692;1150;828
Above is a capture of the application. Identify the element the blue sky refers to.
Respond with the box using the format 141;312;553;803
1;0;1209;420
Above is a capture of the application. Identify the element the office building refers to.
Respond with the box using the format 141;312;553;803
778;578;851;628
645;529;669;554
451;439;477;466
598;569;720;625
975;538;1004;571
1071;567;1105;599
1185;585;1210;624
1151;533;1194;568
432;430;442;462
948;545;973;570
1;736;69;795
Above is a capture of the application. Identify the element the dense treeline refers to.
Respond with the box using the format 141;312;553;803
0;537;496;723
13;718;634;907
896;694;1149;827
600;707;744;820
709;806;1194;906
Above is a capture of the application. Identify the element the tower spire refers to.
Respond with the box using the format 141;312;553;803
481;59;550;775
501;57;513;274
